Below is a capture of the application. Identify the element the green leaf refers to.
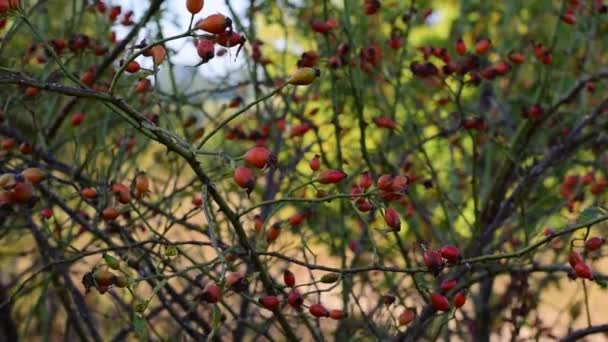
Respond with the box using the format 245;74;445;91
133;313;148;342
578;207;608;224
595;277;607;288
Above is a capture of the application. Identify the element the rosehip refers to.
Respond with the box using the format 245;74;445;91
243;146;273;169
453;292;466;308
568;251;583;268
309;154;321;171
197;14;232;33
430;292;450;311
309;303;330;318
94;269;116;287
440;245;462;262
81;187;98;199
283;269;296;287
585;237;604;252
319;169;347;184
455;37;466;55
234;166;255;195
41;207;53;219
474;38;491;55
330;309;345;320
423;249;444;275
102;207;119;221
399;309;416;325
125;61;140;73
377;174;393;191
384;207;401;231
202;282;221;303
287;290;303;308
21;167;45;185
574;262;593;280
186;0;204;14
71;112;85;127
440;278;457;292
259;295;280;310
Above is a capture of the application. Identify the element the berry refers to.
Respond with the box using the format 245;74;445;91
440;245;462;262
71;112;85;127
318;169;347;184
423;249;444;275
244;147;274;169
21;167;45;185
186;0;204;14
283;270;296;287
430;292;450;311
94;269;116;287
309;303;330;318
202;282;221;303
453;292;466;308
287;290;303;308
574;262;593;280
585;237;604;252
329;309;345;320
384;208;401;231
440;278;457;292
309;155;321;171
233;166;255;195
259;295;280;310
399;309;416;325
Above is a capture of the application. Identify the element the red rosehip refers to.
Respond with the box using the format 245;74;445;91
568;251;583;268
71;112;85;127
430;293;450;311
455;37;466;55
244;147;274;169
259;295;280;310
359;171;373;189
196;39;215;62
319;169;347;184
574;262;593;280
453;291;466;308
287;290;303;308
585;237;604;252
329;309;345;320
309;303;330;317
202;282;222;303
474;38;491;55
384;207;401;231
373;116;397;129
234;166;255;195
283;269;296;287
440;245;462;262
125;61;140;73
423;249;444;275
309;154;321;171
440;278;457;292
399;309;416;325
41;207;53;219
377;174;393;191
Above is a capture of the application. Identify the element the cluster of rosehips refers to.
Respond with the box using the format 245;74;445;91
560;173;607;212
94;1;134;26
233;146;276;196
423;245;463;276
562;0;608;25
567;236;605;280
258;270;345;319
192;4;246;64
83;174;150;222
199;271;250;304
0;166;44;207
83;255;130;294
